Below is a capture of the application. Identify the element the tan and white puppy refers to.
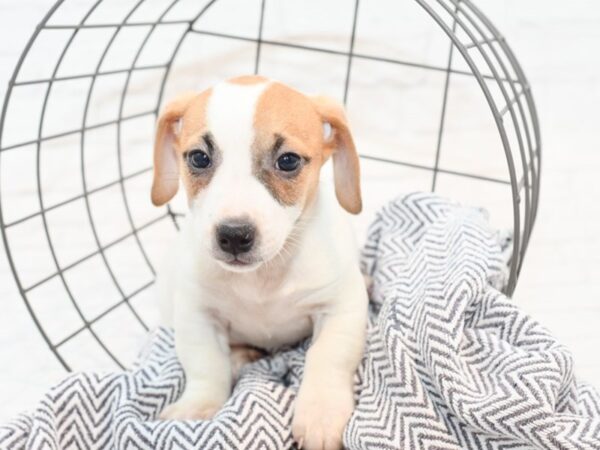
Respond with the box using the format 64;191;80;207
153;75;368;450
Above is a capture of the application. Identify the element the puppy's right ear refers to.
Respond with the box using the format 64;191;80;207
151;92;197;206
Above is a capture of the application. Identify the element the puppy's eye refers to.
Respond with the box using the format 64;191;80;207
275;152;301;172
187;150;211;169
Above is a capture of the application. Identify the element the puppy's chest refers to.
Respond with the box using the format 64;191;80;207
207;281;317;350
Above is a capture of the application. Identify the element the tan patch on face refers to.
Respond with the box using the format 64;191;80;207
173;89;218;200
252;82;326;208
229;75;269;85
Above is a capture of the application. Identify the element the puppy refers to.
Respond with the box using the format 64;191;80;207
153;75;368;450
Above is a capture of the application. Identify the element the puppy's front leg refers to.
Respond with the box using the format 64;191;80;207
292;272;368;450
160;290;231;421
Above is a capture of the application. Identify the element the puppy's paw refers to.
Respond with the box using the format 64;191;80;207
292;385;354;450
159;397;222;421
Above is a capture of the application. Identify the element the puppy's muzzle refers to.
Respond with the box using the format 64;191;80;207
216;221;256;256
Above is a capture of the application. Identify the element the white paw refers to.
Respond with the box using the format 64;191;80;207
159;396;222;421
292;385;354;450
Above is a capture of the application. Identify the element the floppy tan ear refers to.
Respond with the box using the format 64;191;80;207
311;95;362;214
151;92;197;206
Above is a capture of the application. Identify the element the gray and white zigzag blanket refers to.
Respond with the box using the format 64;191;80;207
2;193;600;449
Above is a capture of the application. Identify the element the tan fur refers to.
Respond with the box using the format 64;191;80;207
229;74;268;85
178;89;217;200
310;96;362;214
253;82;324;208
229;344;265;379
252;82;361;214
151;89;213;206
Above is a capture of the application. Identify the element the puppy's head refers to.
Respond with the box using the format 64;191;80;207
151;75;361;272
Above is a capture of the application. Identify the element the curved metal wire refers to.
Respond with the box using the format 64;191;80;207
114;0;182;264
0;0;541;371
78;0;152;348
32;0;128;369
446;0;537;281
0;0;68;369
415;0;540;294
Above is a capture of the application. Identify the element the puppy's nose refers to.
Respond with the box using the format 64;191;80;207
216;221;256;255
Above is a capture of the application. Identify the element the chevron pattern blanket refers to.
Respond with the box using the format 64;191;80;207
2;193;600;449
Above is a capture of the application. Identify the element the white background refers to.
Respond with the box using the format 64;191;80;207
0;0;599;421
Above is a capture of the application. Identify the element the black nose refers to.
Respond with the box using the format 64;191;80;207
216;221;256;255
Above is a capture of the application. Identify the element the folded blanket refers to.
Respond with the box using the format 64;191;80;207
2;193;599;449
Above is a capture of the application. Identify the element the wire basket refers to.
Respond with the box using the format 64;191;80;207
0;0;540;371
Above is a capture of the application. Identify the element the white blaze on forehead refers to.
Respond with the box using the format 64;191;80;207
206;80;270;174
200;79;275;218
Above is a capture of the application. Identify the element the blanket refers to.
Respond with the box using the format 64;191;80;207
2;193;600;449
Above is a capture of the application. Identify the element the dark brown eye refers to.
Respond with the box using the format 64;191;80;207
275;152;301;172
188;150;211;169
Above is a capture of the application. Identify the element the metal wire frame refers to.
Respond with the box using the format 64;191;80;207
0;0;540;371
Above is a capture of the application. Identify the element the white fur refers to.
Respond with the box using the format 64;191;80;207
161;185;362;347
323;121;332;140
157;80;368;450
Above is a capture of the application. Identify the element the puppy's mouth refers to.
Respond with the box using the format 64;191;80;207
215;254;262;272
228;258;249;266
226;256;254;267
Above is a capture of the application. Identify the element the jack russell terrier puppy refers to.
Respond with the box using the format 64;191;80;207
153;75;368;450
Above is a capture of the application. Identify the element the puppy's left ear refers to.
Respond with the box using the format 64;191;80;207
151;92;197;206
311;96;362;214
